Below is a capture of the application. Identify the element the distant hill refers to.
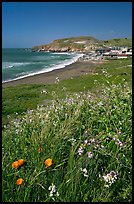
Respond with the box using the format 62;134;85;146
32;36;132;52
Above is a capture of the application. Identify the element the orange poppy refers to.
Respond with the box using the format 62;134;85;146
44;158;53;168
17;159;24;166
16;178;24;186
12;161;20;169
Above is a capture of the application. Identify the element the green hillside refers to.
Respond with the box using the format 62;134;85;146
102;38;132;47
32;36;132;51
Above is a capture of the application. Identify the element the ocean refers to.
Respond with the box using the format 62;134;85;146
2;48;83;83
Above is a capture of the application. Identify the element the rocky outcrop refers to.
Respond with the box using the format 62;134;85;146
32;36;100;52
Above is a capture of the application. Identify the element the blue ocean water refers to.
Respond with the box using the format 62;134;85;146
2;48;83;83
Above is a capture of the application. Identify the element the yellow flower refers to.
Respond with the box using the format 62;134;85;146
12;161;20;169
17;159;24;166
44;158;53;168
16;178;24;186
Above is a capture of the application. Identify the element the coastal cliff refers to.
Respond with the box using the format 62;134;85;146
32;36;132;52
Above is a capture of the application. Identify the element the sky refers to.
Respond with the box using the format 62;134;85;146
2;2;132;48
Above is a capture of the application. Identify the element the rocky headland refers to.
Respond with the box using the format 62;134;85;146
32;36;132;53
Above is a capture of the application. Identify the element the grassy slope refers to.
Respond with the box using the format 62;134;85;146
103;38;132;47
2;58;132;202
32;36;132;50
2;58;132;126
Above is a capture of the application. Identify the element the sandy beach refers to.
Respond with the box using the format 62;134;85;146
2;60;103;88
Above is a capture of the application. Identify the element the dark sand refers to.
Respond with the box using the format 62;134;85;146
2;60;104;88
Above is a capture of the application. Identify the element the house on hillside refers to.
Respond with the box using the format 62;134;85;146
102;46;132;59
95;48;111;54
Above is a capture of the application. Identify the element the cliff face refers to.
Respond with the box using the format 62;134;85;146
32;36;132;52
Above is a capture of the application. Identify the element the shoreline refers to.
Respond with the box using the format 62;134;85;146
2;60;104;88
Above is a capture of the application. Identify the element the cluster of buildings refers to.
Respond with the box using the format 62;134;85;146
96;46;132;59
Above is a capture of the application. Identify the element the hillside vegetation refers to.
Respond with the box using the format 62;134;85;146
32;36;132;52
2;58;132;202
102;38;132;47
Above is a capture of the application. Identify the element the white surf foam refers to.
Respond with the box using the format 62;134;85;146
2;62;33;69
2;53;84;83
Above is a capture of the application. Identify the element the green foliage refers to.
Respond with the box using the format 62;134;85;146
2;58;132;126
2;58;132;201
32;36;132;51
103;38;132;47
2;80;132;202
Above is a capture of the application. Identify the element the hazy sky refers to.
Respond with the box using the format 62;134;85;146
2;2;132;48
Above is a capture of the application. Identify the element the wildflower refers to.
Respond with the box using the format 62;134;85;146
15;129;19;134
55;77;60;83
41;90;47;94
12;161;20;169
27;109;33;115
17;159;24;166
78;146;84;155
98;101;103;107
48;183;56;193
38;148;42;153
45;158;53;168
116;139;123;147
48;183;59;199
84;139;88;144
102;171;118;187
90;138;95;143
80;168;88;177
12;159;24;169
45;114;49;119
104;184;110;188
87;152;93;158
56;192;59;197
16;178;24;186
68;138;76;146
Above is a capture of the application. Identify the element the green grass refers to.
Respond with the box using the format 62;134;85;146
2;58;132;126
103;37;132;47
32;36;132;50
2;58;132;202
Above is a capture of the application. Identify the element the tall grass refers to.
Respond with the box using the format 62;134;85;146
2;58;132;127
2;78;132;202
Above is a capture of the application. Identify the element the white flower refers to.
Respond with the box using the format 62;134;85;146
98;101;103;107
41;90;47;94
48;183;59;198
80;168;88;177
49;192;53;197
116;139;123;147
78;146;84;155
56;192;59;197
102;171;118;186
68;138;76;146
91;138;95;143
84;139;88;144
87;152;93;158
104;184;110;188
48;183;56;193
55;77;60;83
102;175;109;182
